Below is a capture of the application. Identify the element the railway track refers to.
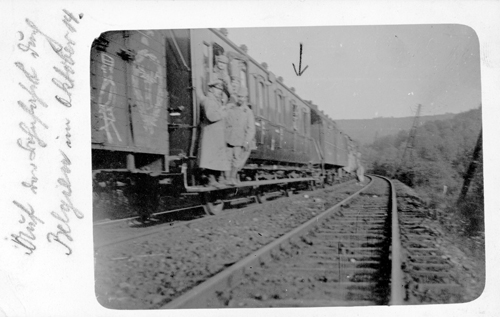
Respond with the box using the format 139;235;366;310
162;175;394;308
162;175;465;308
95;176;467;309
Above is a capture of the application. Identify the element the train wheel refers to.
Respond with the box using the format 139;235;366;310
254;188;267;204
126;175;160;222
282;188;292;197
318;179;325;189
309;181;316;191
205;201;224;215
201;192;224;215
130;192;160;222
255;193;266;204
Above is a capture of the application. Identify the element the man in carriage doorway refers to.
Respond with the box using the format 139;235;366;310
213;54;232;104
224;86;256;185
197;79;231;187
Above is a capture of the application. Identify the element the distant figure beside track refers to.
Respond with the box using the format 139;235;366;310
224;86;256;185
198;79;230;187
355;152;365;184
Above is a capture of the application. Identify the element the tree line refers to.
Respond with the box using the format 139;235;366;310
363;107;483;234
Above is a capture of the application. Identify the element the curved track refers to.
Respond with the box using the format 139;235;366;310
162;175;396;308
95;176;466;309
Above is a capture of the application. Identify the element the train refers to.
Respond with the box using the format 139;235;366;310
91;28;362;216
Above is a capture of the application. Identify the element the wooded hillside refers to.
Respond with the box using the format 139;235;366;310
336;113;455;145
363;107;483;235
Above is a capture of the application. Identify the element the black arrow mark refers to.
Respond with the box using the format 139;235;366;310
292;43;309;76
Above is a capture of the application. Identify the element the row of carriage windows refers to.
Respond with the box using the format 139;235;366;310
255;76;309;136
203;42;311;136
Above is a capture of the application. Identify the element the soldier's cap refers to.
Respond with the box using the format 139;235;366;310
208;79;224;89
216;55;229;63
237;86;248;97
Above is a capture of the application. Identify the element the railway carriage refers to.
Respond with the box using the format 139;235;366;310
309;104;352;184
91;28;360;216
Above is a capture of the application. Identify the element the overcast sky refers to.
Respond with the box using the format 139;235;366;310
225;24;481;120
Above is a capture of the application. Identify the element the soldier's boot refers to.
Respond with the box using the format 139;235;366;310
225;168;236;186
230;168;240;184
208;174;224;188
219;171;233;186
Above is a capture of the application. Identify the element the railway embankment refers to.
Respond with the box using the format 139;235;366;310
393;180;485;303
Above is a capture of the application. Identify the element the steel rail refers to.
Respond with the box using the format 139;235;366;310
94;210;209;250
379;175;404;305
162;176;375;309
94;205;205;226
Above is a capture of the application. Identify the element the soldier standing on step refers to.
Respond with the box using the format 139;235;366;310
197;79;230;187
224;86;256;185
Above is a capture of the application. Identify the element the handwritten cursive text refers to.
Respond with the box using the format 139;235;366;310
11;9;82;255
11;201;45;255
46;150;83;255
21;163;39;195
65;119;72;148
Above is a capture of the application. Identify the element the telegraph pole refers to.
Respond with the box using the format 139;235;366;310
400;104;422;170
457;129;482;204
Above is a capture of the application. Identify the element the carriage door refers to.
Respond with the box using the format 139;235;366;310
125;30;169;155
165;29;194;157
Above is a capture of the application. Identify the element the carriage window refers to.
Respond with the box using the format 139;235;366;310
275;93;280;124
285;99;291;126
268;90;276;122
276;92;285;125
257;80;266;118
281;96;286;124
202;43;210;92
302;109;308;135
240;64;248;91
212;42;224;65
254;77;259;115
203;43;210;70
291;101;298;131
297;109;302;133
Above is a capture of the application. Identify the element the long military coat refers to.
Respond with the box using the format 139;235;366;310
198;92;230;171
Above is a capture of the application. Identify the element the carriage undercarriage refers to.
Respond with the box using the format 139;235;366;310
93;160;354;219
